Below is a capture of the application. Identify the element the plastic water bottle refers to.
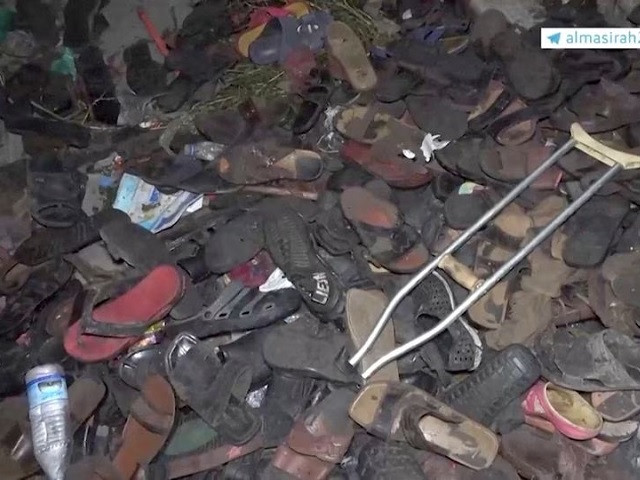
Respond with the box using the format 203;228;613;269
182;141;226;161
25;364;70;480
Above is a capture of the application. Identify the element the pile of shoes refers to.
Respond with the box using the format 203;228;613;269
2;0;640;479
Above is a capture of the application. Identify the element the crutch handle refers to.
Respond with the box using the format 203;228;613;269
438;254;483;291
571;123;640;170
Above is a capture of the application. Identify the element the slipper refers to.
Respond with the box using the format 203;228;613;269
441;344;540;428
204;211;264;274
249;11;333;65
64;266;185;362
443;183;495;230
216;140;323;185
601;251;640;309
269;389;355;479
262;315;359;384
27;154;85;228
405;94;468;141
312;192;360;255
485;203;533;249
340;138;433;188
560;196;629;268
162;281;301;338
522;381;603;440
0;259;73;340
550;79;640;133
195;110;249;145
0;258;32;296
111;375;175;480
375;63;422;103
591;390;640;422
505;49;560;101
293;84;332;135
237;1;310;57
125;152;204;190
588;270;640;337
334;104;394;145
263;203;344;320
535;328;640;392
162;412;218;457
79;265;185;337
345;288;399;382
350;381;499;470
326;21;377;92
118;344;166;391
341;186;429;273
165;333;261;444
13;208;128;266
501;424;590;480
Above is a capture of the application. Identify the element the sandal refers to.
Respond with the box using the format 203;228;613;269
340;186;429;273
591;390;640;422
326;21;377;92
350;381;499;470
165;333;261;444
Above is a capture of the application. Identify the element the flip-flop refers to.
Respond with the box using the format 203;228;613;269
535;328;640;392
162;281;301;338
591;390;640;422
334;104;394;145
326;21;377;92
340;138;433;188
216;140;323;185
64;266;185;362
560;196;629;268
355;436;426;480
350;381;499;470
79;265;185;337
237;1;310;57
263;203;344;320
112;375;175;479
441;344;540;428
118;344;166;391
443;183;496;230
165;333;261;444
340;186;429;273
405;94;468;141
345;288;399;382
269;388;355;479
522;381;603;440
602;251;640;309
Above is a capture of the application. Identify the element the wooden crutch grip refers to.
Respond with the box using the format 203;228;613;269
438;254;483;291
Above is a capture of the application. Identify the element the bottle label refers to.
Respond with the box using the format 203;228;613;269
26;373;68;407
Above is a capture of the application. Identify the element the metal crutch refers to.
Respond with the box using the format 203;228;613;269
351;123;640;380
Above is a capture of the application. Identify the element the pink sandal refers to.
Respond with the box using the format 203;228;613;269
522;381;603;440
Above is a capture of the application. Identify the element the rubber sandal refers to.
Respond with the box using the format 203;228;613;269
340;138;433;188
216;139;323;185
269;388;355;480
111;375;175;480
118;344;166;390
27;154;85;228
64;267;184;362
591;390;640;422
340;187;429;273
0;258;32;296
262;315;359;384
237;1;310;57
355;436;426;480
125;152;204;190
162;281;301;338
440;344;540;428
166;334;261;444
14;208;128;266
535;328;640;392
602;251;640;309
550;79;640;133
522;381;603;440
588;270;640;337
443;184;495;230
334;104;393;145
405;94;468;141
312;192;360;255
505;49;560;101
598;419;638;444
345;288;399;382
519;248;582;298
204;211;264;274
249;11;332;65
194;110;249;145
0;258;73;339
293;84;332;135
375;63;422;103
560;196;629;268
500;424;589;480
417;450;520;480
350;381;499;470
486;98;538;147
326;21;377;92
79;265;185;337
263;203;344;320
